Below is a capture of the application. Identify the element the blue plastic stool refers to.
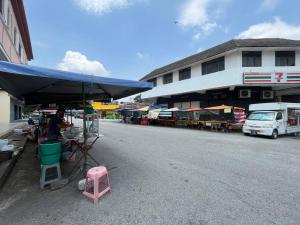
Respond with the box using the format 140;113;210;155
40;163;61;189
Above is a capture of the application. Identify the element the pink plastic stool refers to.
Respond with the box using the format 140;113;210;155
83;166;111;204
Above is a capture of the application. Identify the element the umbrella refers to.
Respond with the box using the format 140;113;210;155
0;61;152;176
186;107;202;112
147;109;161;119
205;105;244;110
0;61;152;104
0;60;152;140
92;102;120;111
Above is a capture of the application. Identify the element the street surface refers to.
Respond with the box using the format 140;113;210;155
0;121;300;225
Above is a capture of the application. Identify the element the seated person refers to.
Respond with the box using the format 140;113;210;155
47;108;72;140
28;117;34;125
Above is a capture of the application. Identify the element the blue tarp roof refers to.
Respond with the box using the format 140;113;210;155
149;105;167;110
0;61;152;105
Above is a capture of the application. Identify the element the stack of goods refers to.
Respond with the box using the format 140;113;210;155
233;109;246;124
0;139;15;162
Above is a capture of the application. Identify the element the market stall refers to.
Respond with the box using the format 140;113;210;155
185;108;203;128
155;108;179;126
202;105;246;131
0;61;152;187
137;106;150;125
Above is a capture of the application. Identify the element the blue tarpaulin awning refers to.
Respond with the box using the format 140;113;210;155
0;61;152;105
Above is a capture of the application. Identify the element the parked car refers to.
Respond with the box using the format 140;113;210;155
243;102;300;139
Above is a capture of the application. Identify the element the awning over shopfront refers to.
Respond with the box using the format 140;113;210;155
163;107;179;112
0;61;152;105
205;105;244;110
92;102;120;111
186;107;202;112
137;106;150;112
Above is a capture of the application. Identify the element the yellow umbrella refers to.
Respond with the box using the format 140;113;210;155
93;102;120;110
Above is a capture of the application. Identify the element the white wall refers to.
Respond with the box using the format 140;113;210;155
0;91;11;123
142;68;244;99
157;76;163;86
191;63;201;78
262;51;275;67
225;51;242;69
173;71;179;82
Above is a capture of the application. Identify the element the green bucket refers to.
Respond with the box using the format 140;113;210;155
39;141;61;156
40;153;61;165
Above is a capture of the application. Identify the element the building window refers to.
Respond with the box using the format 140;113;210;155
242;51;262;67
202;56;225;75
6;7;10;26
179;67;191;81
18;43;22;58
148;78;157;87
163;73;173;84
13;27;17;45
275;51;295;66
18;106;22;119
3;0;8;24
0;0;3;15
14;105;18;120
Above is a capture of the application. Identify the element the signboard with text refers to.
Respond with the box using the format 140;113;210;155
243;72;300;84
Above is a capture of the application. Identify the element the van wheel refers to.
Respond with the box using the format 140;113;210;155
292;132;299;137
271;129;278;139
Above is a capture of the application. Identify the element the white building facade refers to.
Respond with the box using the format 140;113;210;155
0;0;33;123
140;39;300;110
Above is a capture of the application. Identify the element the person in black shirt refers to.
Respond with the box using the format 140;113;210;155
47;108;72;140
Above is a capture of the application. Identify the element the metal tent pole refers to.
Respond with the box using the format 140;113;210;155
82;83;88;174
67;83;100;178
82;83;87;143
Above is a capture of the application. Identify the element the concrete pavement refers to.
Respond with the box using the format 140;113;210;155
0;121;300;225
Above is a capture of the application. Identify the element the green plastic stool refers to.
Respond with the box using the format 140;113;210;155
40;163;61;189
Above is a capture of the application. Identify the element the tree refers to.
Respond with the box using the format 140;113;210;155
134;94;142;103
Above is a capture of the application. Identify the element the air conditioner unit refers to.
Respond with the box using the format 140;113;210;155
239;89;251;98
261;90;274;99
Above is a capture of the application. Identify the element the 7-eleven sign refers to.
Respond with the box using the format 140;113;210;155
244;72;300;84
275;72;284;83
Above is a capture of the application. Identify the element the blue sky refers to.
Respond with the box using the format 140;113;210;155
24;0;300;81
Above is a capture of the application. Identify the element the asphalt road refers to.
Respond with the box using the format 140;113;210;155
1;121;300;225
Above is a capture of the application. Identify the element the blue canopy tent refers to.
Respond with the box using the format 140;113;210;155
0;61;152;104
0;61;152;176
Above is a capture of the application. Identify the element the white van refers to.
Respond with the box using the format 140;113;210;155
243;103;300;139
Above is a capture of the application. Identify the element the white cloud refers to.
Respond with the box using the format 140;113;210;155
178;0;210;28
258;0;280;12
76;0;131;15
193;22;217;39
136;52;144;59
178;0;230;37
58;51;109;76
237;18;300;40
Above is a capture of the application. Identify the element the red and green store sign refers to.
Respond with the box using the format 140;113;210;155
243;72;300;84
